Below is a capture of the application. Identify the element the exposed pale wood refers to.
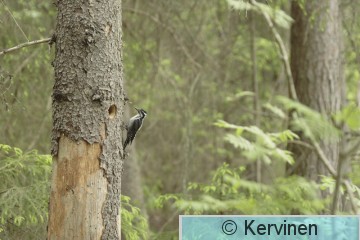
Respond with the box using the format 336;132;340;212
48;136;107;239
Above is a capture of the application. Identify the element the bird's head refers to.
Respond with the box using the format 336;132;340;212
135;107;147;117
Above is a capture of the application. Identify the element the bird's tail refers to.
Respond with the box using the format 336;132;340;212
123;138;130;150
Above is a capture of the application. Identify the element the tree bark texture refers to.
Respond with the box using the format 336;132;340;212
47;0;124;239
289;0;345;181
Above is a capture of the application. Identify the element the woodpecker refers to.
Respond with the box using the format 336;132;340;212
123;107;147;150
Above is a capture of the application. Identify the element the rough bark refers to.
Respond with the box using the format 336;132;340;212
47;0;124;239
289;0;345;182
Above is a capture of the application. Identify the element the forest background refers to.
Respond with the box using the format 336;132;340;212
1;0;360;239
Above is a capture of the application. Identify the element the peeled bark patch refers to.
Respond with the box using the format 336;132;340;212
48;136;107;239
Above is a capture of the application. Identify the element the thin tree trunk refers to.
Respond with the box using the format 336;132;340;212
47;0;125;239
289;0;345;183
249;11;261;183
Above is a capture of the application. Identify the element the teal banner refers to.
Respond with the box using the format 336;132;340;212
180;216;359;240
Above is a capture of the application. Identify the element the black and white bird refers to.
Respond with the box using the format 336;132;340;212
123;107;147;150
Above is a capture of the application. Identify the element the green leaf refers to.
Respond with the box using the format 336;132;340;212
224;134;254;151
227;0;253;11
263;102;286;119
255;3;293;29
214;120;242;130
276;96;340;140
14;216;25;226
226;91;254;102
334;103;360;130
227;0;293;29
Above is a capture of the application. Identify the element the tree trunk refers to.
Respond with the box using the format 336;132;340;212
289;0;345;182
47;0;125;239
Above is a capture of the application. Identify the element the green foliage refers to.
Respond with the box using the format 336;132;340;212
351;185;360;208
0;144;149;239
227;0;293;29
350;161;360;187
0;144;51;227
225;91;254;102
121;195;149;240
158;163;325;215
276;96;341;141
255;2;293;29
155;194;180;210
0;144;51;239
226;0;252;11
263;102;286;119
255;38;282;74
215;120;297;164
334;103;360;131
0;0;55;153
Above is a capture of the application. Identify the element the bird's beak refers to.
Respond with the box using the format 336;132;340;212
134;107;139;111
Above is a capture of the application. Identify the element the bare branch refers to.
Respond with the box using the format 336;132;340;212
0;38;51;57
249;11;262;183
332;156;344;214
250;0;298;101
